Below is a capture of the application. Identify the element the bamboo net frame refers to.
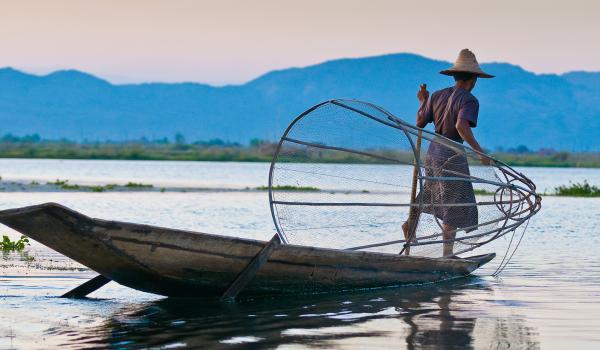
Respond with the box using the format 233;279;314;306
268;99;542;260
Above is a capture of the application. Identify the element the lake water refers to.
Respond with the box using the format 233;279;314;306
1;159;599;349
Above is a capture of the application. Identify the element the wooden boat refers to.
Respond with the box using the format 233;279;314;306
0;202;495;298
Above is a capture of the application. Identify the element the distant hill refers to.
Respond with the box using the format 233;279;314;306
0;53;598;151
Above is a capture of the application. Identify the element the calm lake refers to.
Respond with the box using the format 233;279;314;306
1;159;599;349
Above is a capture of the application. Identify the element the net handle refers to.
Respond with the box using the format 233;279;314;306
400;130;422;256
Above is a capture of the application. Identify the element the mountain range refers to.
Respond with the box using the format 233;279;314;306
0;53;599;151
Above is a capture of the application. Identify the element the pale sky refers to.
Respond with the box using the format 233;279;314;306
1;0;598;84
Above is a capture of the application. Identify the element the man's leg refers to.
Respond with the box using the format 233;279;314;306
442;223;457;257
402;221;412;255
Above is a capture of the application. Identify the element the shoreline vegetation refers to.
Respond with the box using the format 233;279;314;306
1;134;600;168
0;135;598;197
47;179;153;192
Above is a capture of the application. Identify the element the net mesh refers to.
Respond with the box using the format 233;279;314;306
269;100;541;258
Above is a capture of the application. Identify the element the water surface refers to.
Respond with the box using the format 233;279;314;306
1;159;599;349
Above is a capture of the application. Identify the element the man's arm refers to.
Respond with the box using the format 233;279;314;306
456;118;490;165
416;83;432;128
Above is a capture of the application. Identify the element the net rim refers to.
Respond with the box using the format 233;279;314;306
267;99;542;250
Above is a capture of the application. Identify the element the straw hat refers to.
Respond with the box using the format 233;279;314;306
440;49;495;78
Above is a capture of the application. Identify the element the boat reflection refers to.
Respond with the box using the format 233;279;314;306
77;277;539;349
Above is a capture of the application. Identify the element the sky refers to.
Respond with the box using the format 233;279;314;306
1;0;598;85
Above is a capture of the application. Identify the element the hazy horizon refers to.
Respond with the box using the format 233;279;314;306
1;0;598;84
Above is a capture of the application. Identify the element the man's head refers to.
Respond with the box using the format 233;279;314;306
452;71;478;91
440;49;495;84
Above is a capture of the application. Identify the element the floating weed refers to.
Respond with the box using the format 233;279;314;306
255;185;320;192
47;178;84;190
61;183;81;190
474;189;496;195
125;182;153;188
1;235;30;252
43;180;151;192
20;252;35;262
48;179;69;186
89;184;117;192
89;186;105;192
553;180;600;197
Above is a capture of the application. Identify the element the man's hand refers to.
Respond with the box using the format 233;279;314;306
456;118;491;165
417;83;429;104
478;154;491;166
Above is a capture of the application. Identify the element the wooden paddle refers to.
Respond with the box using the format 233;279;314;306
62;274;111;298
220;234;281;301
402;129;422;255
386;107;424;256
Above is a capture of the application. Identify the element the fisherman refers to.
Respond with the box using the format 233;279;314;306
402;48;494;257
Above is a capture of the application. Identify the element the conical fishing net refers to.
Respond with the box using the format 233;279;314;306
268;100;541;259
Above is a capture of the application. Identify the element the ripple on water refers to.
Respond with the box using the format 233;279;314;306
0;163;600;348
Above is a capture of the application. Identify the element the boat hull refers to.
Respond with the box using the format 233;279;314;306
0;203;495;297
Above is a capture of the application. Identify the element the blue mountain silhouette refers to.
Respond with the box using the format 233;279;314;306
0;53;598;150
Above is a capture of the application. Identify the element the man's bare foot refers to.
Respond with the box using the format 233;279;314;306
402;221;410;255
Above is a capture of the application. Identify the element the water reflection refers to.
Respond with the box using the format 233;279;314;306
55;277;538;349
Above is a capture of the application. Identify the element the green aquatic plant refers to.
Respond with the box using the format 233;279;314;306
255;185;320;192
125;182;153;188
20;252;35;262
474;189;495;195
47;179;85;191
61;183;81;190
46;180;148;192
1;235;30;251
554;181;600;197
47;179;68;186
